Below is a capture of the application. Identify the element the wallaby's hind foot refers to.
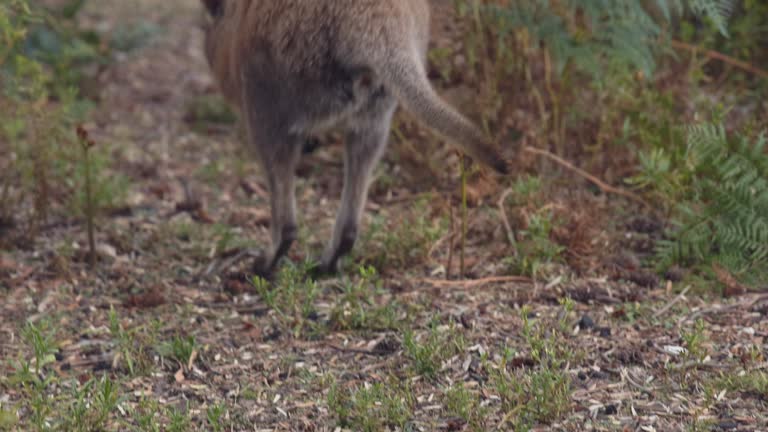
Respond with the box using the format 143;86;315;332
250;254;274;281
319;224;358;275
251;224;298;280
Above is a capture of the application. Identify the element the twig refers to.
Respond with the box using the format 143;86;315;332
671;39;768;81
327;344;393;357
427;231;454;262
420;276;533;289
76;126;97;267
202;248;262;276
381;191;436;205
653;285;691;319
460;154;468;278
667;360;731;371
621;368;654;395
523;146;650;207
198;302;269;315
680;294;768;325
496;405;524;431
497;187;518;256
446;202;455;279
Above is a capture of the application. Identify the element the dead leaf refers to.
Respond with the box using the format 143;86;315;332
124;286;167;308
713;263;747;297
241;322;262;340
0;255;17;271
174;367;185;383
224;279;252;295
187;349;198;370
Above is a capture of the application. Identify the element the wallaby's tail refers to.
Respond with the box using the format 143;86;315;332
380;52;509;174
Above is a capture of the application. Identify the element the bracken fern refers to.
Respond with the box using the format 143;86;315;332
656;123;768;283
479;0;734;79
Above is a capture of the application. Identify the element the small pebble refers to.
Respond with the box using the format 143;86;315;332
717;420;738;430
601;404;618;415
578;314;595;330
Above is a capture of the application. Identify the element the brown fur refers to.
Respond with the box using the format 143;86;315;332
201;0;508;275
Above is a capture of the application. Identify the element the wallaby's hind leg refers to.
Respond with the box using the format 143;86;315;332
258;143;301;277
242;104;303;278
320;93;398;273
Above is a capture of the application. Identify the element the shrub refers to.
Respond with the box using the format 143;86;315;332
473;0;733;79
0;0;128;240
649;123;768;285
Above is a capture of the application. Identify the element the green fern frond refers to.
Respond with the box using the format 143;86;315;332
654;0;685;21
483;0;731;81
689;0;735;36
656;122;768;283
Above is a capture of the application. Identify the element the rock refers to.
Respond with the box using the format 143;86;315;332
578;314;595;330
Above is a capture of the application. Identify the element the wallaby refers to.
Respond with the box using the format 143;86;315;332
200;0;508;276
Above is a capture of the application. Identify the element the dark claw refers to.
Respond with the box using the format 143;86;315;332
251;255;275;282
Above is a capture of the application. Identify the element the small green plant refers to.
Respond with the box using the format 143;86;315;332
489;304;574;428
715;370;768;399
329;266;402;332
67;124;130;264
10;320;125;431
681;318;709;362
614;302;648;324
511;175;544;203
133;395;161;432
328;378;414;432
206;403;227;432
505;208;565;278
444;382;486;431
21;321;59;375
357;197;445;271
0;407;17;430
500;175;566;278
12;321;59;431
108;307;157;376
1;0;129;238
252;261;323;338
403;320;466;380
158;335;198;366
166;403;192;432
61;375;123;432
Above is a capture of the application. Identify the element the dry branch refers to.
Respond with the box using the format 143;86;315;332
671;39;768;81
523;146;650;207
420;275;533;289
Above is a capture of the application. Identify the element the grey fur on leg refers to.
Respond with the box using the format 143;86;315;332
320;93;398;273
241;86;303;278
255;145;301;276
